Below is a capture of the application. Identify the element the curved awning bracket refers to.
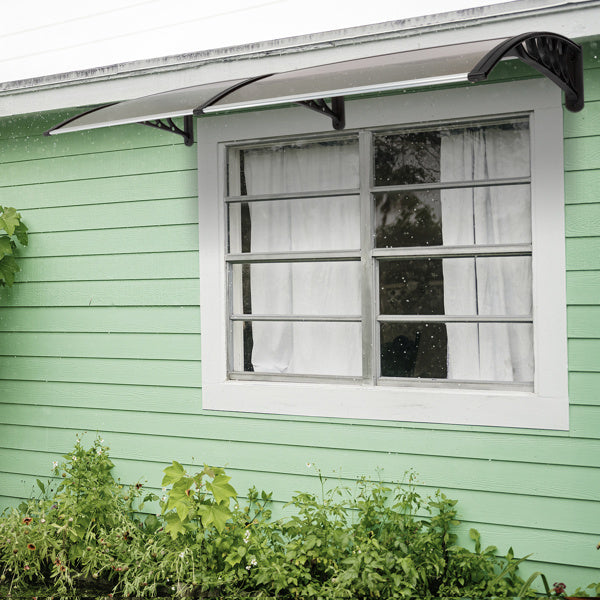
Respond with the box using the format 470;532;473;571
140;115;194;146
468;32;584;112
297;97;346;130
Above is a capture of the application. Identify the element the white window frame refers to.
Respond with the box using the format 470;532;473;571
197;77;569;430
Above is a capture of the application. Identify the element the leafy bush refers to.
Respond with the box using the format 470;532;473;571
0;435;569;598
0;436;154;595
0;206;28;289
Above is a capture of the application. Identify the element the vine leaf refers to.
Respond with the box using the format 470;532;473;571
162;461;186;486
0;206;20;236
0;207;28;289
0;237;13;260
196;503;232;533
206;474;237;505
164;512;187;539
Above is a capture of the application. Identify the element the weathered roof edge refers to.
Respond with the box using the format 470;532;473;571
1;0;596;94
1;0;599;118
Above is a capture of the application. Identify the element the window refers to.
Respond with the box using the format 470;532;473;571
226;117;533;388
198;77;568;429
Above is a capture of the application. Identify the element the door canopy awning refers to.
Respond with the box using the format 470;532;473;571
44;32;584;145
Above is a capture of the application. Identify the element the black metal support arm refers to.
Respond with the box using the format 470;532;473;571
468;32;584;112
297;97;346;130
140;115;194;146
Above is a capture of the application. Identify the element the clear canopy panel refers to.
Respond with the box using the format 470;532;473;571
201;39;506;113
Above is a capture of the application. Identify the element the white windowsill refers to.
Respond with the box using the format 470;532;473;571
202;379;568;430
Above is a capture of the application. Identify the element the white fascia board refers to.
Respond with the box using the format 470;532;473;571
1;0;599;118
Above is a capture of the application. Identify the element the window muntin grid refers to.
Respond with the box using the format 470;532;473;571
225;115;532;388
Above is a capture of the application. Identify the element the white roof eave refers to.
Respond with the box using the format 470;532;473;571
1;0;599;118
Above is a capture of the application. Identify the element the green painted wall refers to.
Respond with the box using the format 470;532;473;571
1;44;599;588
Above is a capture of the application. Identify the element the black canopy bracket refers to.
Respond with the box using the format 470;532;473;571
194;74;273;115
468;32;584;112
139;115;194;146
297;97;346;130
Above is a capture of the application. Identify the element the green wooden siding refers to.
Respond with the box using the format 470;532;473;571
1;46;600;589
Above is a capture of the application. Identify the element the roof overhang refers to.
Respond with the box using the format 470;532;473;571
44;31;584;144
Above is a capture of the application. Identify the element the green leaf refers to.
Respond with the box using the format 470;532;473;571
162;460;186;486
198;503;232;533
206;473;237;504
164;512;187;540
225;553;242;567
469;528;481;553
36;479;46;494
165;492;186;512
517;571;544;597
15;223;28;246
0;237;13;260
0;207;20;236
171;476;194;495
0;256;19;286
144;514;160;532
174;499;190;522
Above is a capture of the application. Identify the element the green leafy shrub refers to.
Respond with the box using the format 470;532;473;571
0;435;154;595
244;474;537;599
0;434;579;598
0;206;28;288
161;460;237;538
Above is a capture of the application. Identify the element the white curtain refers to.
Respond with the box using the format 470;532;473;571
440;125;533;382
243;142;362;376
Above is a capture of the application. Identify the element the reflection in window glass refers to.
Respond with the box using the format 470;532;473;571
375;191;442;248
373;119;530;186
380;322;447;378
374;185;531;248
379;257;532;316
380;322;533;382
379;259;444;315
374;131;440;186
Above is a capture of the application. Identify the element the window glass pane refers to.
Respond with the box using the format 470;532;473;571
232;262;361;315
379;256;532;316
441;185;531;246
228;195;360;254
233;320;362;376
375;191;442;248
446;322;533;382
231;138;359;196
380;322;533;382
380;322;447;378
440;120;530;181
373;131;440;186
373;118;529;186
379;259;444;315
374;185;530;248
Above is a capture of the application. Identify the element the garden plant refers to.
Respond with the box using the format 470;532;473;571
0;435;595;598
0;206;28;290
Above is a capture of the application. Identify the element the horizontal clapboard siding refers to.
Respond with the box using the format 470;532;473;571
564;59;600;507
1;46;600;592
